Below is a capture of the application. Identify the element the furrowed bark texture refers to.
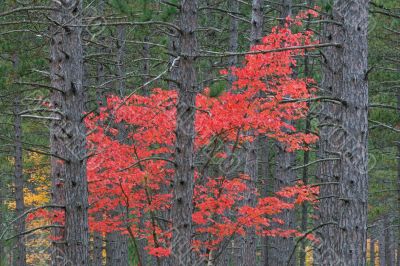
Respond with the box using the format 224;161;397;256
171;0;198;265
239;141;258;266
370;238;375;266
92;231;103;266
267;142;297;266
234;0;265;263
378;220;386;266
299;2;313;265
227;0;239;87
268;2;297;265
13;54;27;266
105;232;129;266
260;137;270;266
13;103;26;265
116;25;126;97
104;22;129;266
397;91;400;266
50;1;89;264
0;176;3;263
315;1;369;265
250;0;264;45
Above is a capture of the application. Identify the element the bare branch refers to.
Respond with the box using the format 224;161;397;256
199;43;342;58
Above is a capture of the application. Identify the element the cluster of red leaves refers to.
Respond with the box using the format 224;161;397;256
30;11;320;258
192;177;318;252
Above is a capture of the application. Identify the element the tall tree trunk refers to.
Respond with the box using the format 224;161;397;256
0;171;3;263
12;54;26;266
142;36;151;95
267;142;297;266
105;232;129;266
260;137;270;266
233;1;265;264
315;0;369;265
278;0;292;25
50;1;89;264
299;4;313;264
227;0;239;88
240;141;258;266
171;0;198;265
14;102;26;266
250;0;264;45
116;25;126;97
104;24;130;266
299;118;311;266
94;0;106;109
168;28;180;91
92;4;105;264
384;215;395;266
92;231;103;266
378;219;386;266
268;2;297;265
384;216;390;266
397;91;400;266
370;238;376;266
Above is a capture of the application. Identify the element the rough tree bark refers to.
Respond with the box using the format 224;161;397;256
91;2;106;264
104;24;130;266
12;53;26;266
13;101;26;266
268;2;297;265
260;137;270;266
0;174;3;263
278;0;292;25
299;3;313;265
91;4;106;264
105;232;129;266
49;0;89;264
378;219;386;266
227;0;239;88
397;91;400;266
299;83;311;266
116;25;126;97
239;141;258;266
383;215;395;266
233;1;265;264
171;0;199;265
370;238;376;266
267;142;297;266
315;0;369;265
92;230;103;266
142;36;151;94
250;0;264;45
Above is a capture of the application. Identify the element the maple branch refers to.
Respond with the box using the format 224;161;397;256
310;182;340;188
117;179;145;266
23;147;68;161
199;43;342;58
7;204;64;226
66;20;181;32
119;157;176;172
18;108;63;116
291;158;340;170
5;225;64;241
0;6;56;17
110;56;180;115
21;115;60;120
280;96;345;105
0;205;65;240
286;221;339;266
369;119;400;133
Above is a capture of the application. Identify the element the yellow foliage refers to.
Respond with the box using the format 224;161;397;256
7;152;52;265
24;153;51;264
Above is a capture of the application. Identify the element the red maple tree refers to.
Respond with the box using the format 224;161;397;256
29;10;321;260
